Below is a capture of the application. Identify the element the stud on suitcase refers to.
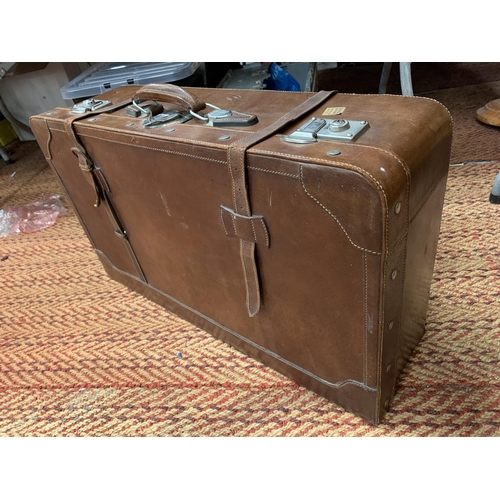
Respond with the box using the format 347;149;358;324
30;83;452;423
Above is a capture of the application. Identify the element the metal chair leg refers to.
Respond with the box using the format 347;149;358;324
379;62;392;94
399;62;414;96
379;62;414;96
490;170;500;204
0;146;13;165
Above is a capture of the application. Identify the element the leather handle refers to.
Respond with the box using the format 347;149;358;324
133;83;206;113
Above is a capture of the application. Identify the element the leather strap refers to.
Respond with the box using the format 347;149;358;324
226;90;337;317
220;206;269;247
63;97;147;282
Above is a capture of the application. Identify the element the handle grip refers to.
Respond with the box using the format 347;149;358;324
132;83;206;113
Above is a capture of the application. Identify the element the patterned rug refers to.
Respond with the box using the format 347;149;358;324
1;141;499;436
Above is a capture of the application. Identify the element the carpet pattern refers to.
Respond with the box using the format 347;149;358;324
0;141;499;436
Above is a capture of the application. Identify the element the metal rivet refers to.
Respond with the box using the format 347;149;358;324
391;269;398;280
327;150;341;156
388;321;394;330
346;133;353;137
126;122;135;127
386;363;392;372
166;128;176;132
384;399;390;409
219;135;231;141
395;202;402;214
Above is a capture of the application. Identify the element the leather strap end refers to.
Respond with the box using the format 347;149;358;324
220;206;270;248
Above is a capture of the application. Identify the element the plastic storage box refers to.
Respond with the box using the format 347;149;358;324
60;62;201;100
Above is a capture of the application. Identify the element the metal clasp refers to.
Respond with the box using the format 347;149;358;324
71;99;112;115
282;117;369;144
190;103;233;126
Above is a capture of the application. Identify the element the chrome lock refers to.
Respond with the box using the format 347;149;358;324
328;119;350;132
282;117;369;144
71;99;112;115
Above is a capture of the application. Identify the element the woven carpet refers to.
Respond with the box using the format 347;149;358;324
1;140;499;437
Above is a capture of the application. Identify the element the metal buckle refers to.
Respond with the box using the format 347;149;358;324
70;99;112;115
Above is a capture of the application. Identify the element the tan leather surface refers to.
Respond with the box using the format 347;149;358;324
30;84;452;423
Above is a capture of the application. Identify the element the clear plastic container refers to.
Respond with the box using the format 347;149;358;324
60;62;200;100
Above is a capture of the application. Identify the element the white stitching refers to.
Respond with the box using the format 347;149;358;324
228;150;238;210
247;165;300;179
239;240;251;315
299;166;382;255
363;251;368;386
252;149;390;213
76;124;238;150
340;92;453;120
260;219;269;248
76;133;226;164
231;214;238;236
220;209;229;236
250;220;257;244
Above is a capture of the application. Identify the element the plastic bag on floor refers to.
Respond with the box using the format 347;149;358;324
0;195;67;237
263;62;301;91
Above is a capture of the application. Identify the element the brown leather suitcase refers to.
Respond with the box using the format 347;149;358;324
30;83;452;424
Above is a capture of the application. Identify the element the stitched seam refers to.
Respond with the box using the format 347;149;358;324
247;165;300;179
231;215;237;236
97;248;375;391
228;151;238;211
220;209;229;236
409;171;448;224
350;145;411;402
299;166;381;255
249;243;260;314
77;126;234;150
388;230;409;256
260;219;269;248
250;220;257;244
240;146;251;214
392;243;408;395
239;240;251;315
340;92;453;119
252;149;390;212
364;251;368;386
76;133;226;163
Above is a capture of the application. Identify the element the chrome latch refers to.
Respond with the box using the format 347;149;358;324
190;103;232;126
282;117;369;144
143;110;193;128
71;99;112;115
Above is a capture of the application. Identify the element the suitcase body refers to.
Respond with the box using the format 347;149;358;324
30;84;452;423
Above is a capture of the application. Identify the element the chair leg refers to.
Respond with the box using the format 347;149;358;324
490;170;500;204
0;147;13;165
379;62;392;94
399;62;414;96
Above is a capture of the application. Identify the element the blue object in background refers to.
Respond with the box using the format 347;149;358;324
263;63;301;91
